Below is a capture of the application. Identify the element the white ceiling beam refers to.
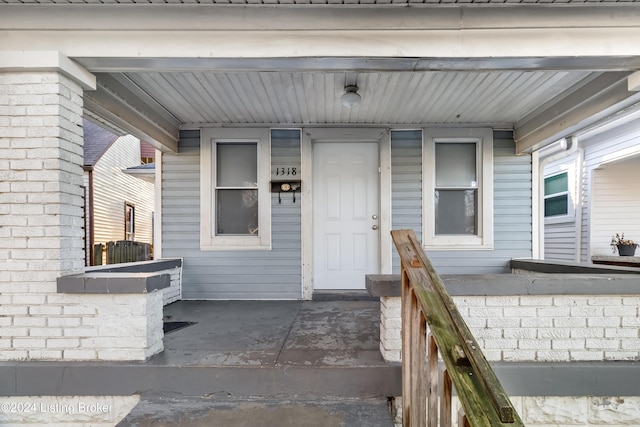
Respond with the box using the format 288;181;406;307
2;6;640;61
4;29;640;61
515;72;640;154
2;5;640;31
76;57;640;74
84;76;179;153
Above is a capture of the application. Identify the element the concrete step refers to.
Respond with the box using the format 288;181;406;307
117;394;396;427
2;362;400;399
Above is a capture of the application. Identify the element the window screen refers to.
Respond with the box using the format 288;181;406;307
215;143;259;235
434;142;478;235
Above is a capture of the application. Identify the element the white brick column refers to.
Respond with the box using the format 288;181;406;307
0;70;87;360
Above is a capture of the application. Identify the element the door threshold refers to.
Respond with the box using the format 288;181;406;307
312;290;378;301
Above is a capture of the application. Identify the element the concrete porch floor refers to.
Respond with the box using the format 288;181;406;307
154;299;389;368
0;300;399;426
119;300;399;426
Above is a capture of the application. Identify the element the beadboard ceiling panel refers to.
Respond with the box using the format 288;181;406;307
120;70;595;127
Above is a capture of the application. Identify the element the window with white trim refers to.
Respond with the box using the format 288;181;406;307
423;128;493;249
124;202;135;241
200;128;271;250
544;172;569;218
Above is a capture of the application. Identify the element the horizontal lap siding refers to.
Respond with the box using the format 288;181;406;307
544;225;579;261
92;135;155;248
391;130;533;274
391;131;422;272
161;130;302;300
164;128;530;297
591;162;640;256
583;123;640;258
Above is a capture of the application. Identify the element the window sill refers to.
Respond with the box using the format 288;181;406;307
200;232;272;251
423;244;494;251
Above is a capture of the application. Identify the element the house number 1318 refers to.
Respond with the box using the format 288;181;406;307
276;167;297;176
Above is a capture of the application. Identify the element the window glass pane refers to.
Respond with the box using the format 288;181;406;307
545;195;568;217
216;189;259;235
217;143;257;187
435;190;477;235
544;173;568;196
436;143;476;187
125;203;135;241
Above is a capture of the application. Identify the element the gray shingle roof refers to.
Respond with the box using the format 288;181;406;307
83;119;118;167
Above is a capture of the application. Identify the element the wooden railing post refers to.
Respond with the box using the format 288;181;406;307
402;270;412;427
392;229;524;427
427;334;438;426
440;368;452;427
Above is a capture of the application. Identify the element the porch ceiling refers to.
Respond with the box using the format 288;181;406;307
82;65;640;154
110;70;594;129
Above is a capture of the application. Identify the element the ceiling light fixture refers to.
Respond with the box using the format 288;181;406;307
341;85;361;108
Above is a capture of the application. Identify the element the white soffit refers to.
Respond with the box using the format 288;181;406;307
117;70;594;127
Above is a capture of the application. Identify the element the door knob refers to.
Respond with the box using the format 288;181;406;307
372;225;379;230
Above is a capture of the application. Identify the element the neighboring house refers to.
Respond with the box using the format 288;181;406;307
542;106;640;263
82;119;155;265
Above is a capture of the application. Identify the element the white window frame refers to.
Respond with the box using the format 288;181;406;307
200;128;271;251
543;168;575;225
423;128;493;250
124;202;135;241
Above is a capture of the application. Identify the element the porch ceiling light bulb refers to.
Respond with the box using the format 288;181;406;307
341;85;361;108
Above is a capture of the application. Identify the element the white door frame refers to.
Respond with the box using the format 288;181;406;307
301;128;391;299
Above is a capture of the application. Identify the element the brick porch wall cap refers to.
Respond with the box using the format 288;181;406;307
57;272;170;294
366;273;640;297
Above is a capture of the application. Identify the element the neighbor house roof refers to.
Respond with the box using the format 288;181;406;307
123;162;156;183
83;119;118;167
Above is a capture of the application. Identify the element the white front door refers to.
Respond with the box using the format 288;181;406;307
313;142;380;290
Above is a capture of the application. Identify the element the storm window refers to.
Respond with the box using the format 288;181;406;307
423;128;494;249
201;128;271;250
544;172;569;218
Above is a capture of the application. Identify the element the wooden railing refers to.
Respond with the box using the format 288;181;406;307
391;229;524;427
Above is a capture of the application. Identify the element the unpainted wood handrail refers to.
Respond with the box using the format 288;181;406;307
391;229;524;427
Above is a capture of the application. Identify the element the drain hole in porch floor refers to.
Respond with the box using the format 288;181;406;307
163;321;197;335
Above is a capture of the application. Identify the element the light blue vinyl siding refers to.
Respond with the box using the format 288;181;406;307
544;119;640;262
162;129;302;300
391;130;533;274
391;130;423;272
163;128;531;299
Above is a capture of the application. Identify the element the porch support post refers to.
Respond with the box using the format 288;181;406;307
0;62;87;360
1;55;163;362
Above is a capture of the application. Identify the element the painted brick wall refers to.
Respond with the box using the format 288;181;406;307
380;295;640;363
2;289;164;361
0;72;164;361
392;396;640;427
